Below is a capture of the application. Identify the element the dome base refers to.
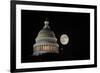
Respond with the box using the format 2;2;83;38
33;50;59;56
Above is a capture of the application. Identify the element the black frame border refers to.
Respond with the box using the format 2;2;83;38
10;0;97;73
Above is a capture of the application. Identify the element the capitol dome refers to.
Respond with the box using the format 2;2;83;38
33;20;59;56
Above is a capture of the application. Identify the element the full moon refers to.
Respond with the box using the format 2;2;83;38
60;34;69;45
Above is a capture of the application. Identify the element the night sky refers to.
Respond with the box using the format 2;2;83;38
21;10;90;63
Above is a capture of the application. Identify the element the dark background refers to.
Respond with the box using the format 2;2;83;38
21;10;90;63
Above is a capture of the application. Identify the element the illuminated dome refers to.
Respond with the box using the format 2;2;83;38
33;20;59;56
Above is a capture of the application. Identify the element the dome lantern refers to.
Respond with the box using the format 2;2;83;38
43;20;50;29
